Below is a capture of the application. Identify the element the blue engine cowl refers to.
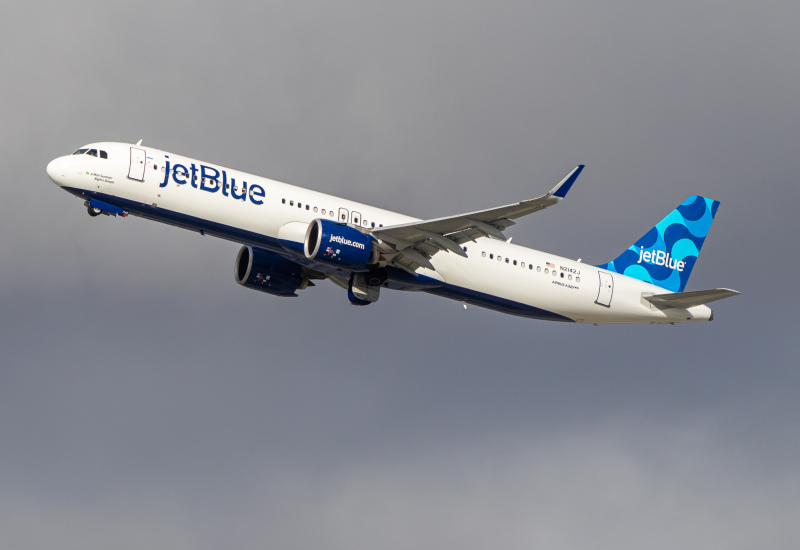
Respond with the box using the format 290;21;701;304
235;246;309;297
304;218;378;270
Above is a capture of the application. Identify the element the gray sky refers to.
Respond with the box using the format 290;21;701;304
1;1;798;549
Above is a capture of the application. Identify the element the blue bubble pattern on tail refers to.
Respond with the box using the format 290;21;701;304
596;196;720;293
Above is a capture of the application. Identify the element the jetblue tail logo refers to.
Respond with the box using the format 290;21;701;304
637;248;686;272
597;196;720;292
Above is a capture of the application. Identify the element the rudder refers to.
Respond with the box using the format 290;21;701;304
596;196;720;292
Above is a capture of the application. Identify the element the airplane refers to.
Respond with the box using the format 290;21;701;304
46;141;739;324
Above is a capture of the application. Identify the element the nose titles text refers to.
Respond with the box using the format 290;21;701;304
160;159;265;205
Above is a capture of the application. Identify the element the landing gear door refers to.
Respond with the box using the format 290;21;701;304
128;147;146;181
595;272;614;307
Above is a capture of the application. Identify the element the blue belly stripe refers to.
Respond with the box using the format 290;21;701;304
62;187;573;321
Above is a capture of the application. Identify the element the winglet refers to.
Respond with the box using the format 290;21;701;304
549;165;585;198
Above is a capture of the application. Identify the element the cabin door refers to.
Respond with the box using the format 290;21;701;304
128;147;146;181
595;272;614;307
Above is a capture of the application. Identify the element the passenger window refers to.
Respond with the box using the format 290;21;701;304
290;201;294;206
497;256;502;262
576;277;580;283
371;222;375;228
306;205;310;210
544;268;549;274
513;260;517;266
321;208;325;214
482;252;486;257
560;272;564;278
314;207;318;213
100;151;108;159
153;164;157;170
568;274;572;280
161;166;165;172
463;247;468;252
298;203;302;208
537;266;541;272
87;149;98;157
521;262;525;268
505;258;509;264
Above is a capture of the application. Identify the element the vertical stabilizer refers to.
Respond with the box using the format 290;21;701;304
596;196;720;292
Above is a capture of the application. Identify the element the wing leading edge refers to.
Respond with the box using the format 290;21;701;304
371;165;585;272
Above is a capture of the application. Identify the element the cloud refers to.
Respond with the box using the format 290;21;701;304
3;420;797;550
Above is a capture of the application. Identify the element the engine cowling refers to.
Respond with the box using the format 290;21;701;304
304;218;378;269
235;246;309;297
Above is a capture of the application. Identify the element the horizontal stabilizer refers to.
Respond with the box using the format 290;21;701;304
644;288;740;309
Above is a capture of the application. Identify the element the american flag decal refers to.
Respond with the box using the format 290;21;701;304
546;262;555;268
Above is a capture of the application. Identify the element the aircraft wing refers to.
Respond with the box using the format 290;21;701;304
371;165;584;272
644;288;741;309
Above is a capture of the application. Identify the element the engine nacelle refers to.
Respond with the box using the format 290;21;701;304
304;218;378;269
235;246;309;297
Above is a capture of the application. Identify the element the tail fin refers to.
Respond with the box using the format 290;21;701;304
596;196;720;292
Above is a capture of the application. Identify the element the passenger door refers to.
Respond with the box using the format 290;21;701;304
128;147;146;181
595;272;614;307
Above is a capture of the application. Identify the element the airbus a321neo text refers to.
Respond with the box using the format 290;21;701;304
47;141;739;324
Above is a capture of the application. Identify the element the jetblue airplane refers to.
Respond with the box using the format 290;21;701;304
47;141;739;324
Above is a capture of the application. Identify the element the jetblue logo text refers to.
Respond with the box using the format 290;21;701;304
159;158;265;205
637;247;685;272
329;235;366;249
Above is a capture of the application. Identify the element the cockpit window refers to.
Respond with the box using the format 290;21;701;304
86;149;98;157
100;150;108;159
72;148;88;155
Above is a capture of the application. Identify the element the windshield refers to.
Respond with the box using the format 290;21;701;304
72;148;88;155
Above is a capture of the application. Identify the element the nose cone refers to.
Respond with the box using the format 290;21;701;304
47;157;67;186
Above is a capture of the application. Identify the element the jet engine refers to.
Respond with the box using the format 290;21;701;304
235;246;311;297
304;218;379;269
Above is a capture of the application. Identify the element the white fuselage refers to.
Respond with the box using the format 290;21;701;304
47;142;713;324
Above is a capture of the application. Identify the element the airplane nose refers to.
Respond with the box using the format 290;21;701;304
47;157;66;185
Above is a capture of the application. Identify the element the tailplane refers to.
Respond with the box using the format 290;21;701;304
644;288;740;309
596;196;720;292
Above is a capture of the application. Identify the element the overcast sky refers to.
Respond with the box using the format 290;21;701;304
1;1;799;549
